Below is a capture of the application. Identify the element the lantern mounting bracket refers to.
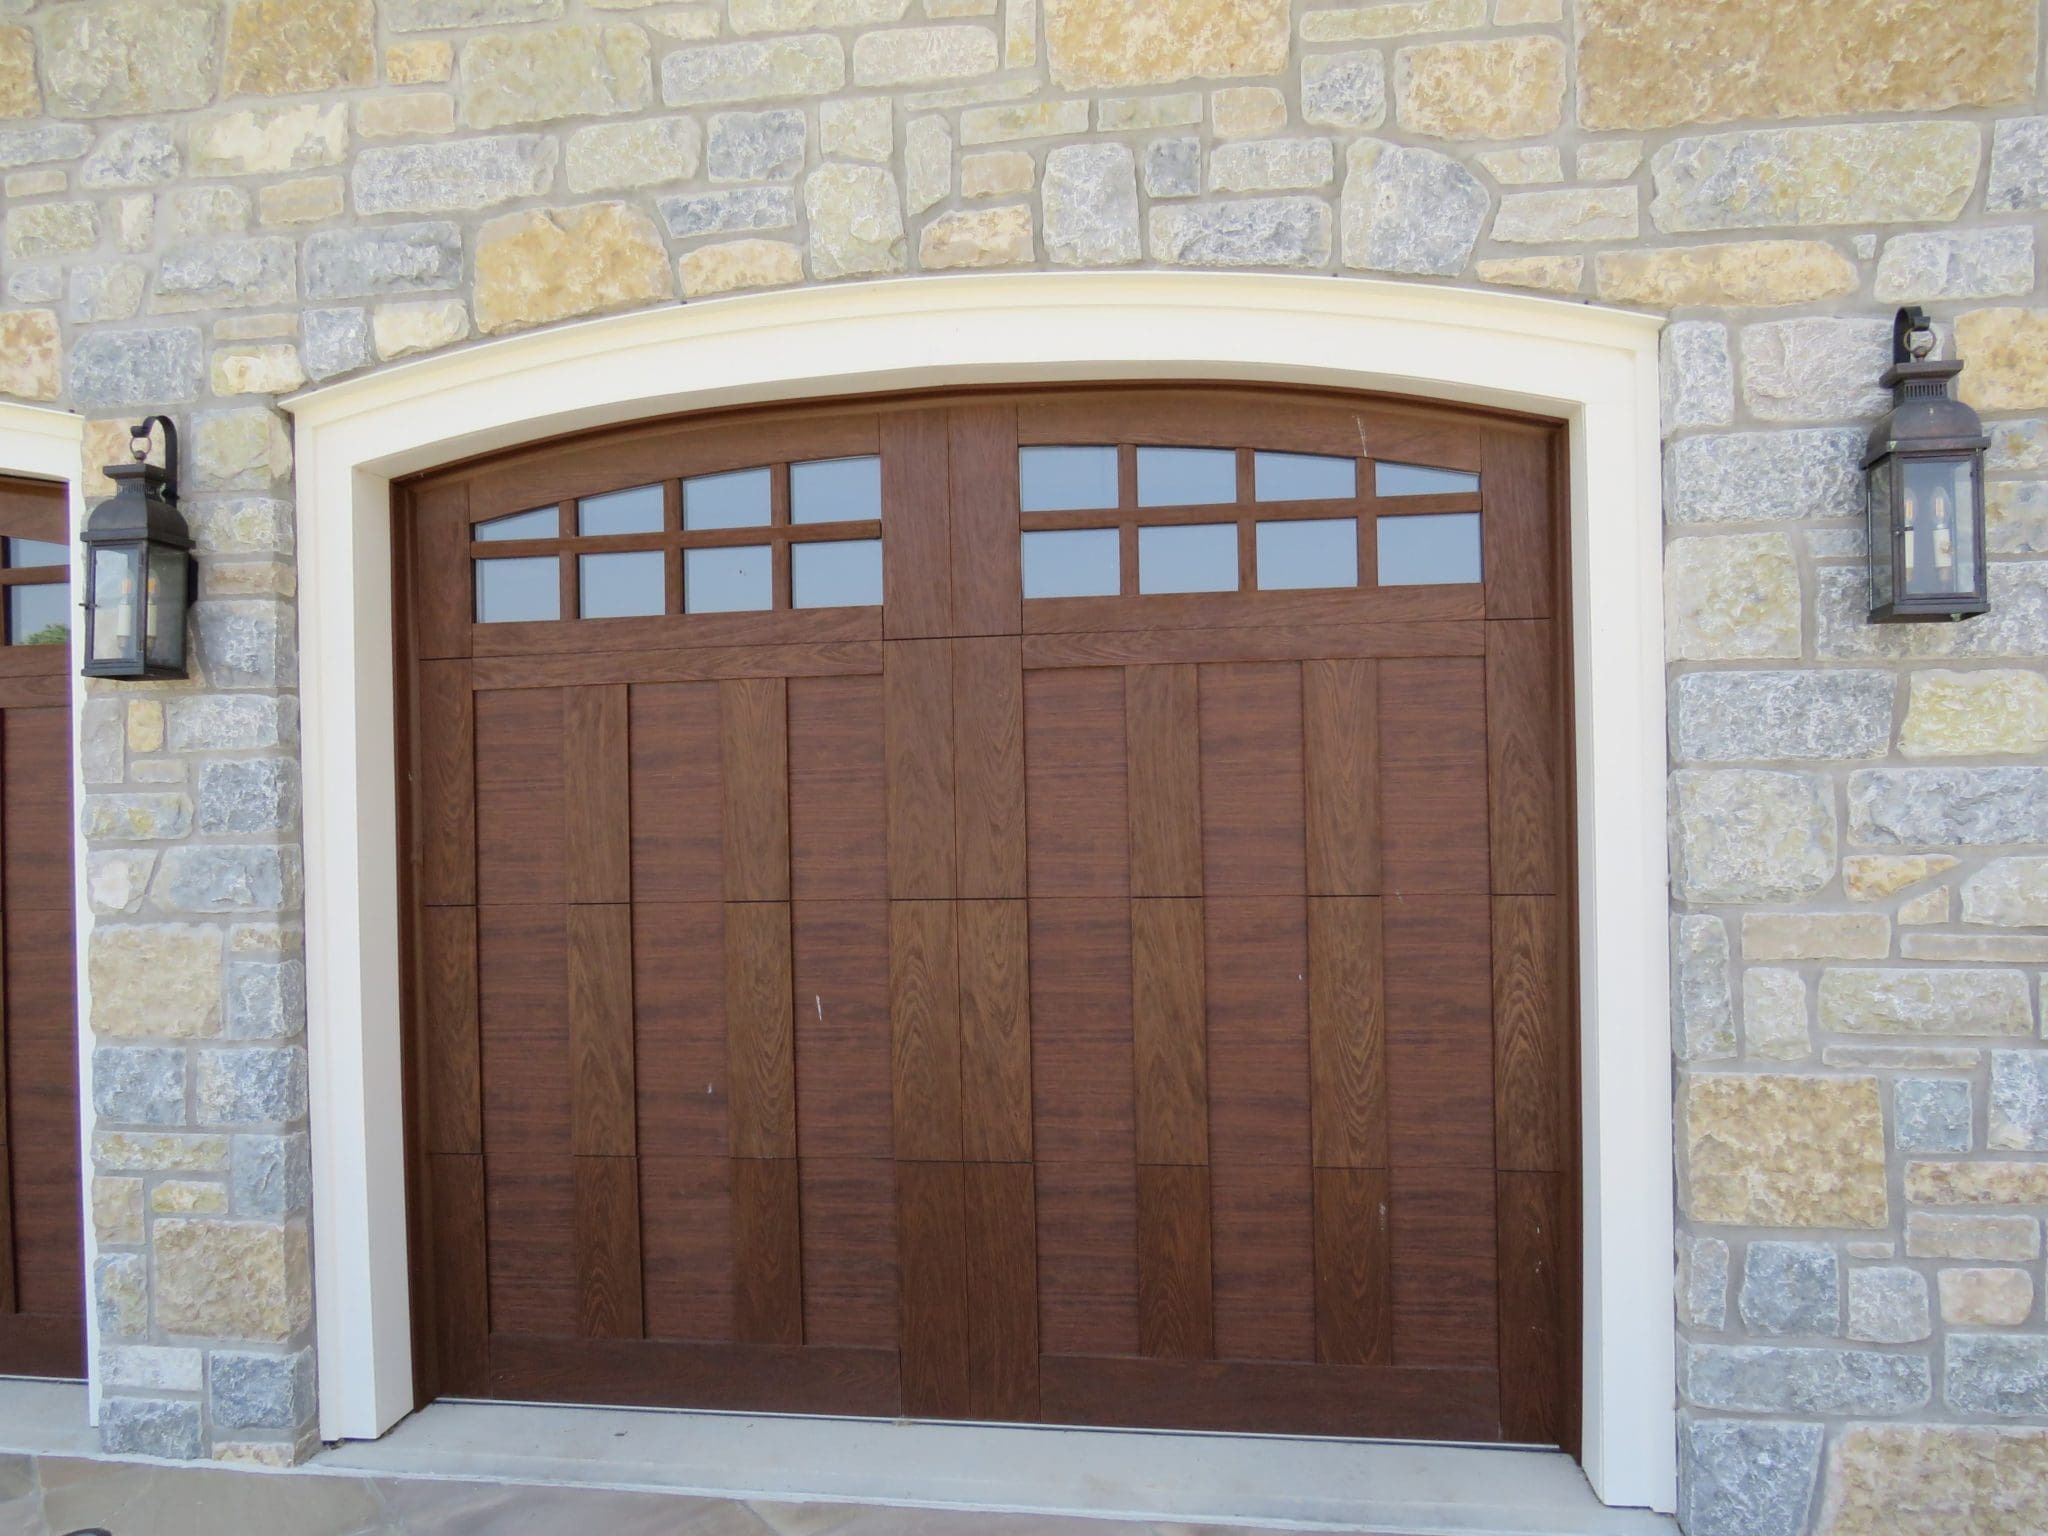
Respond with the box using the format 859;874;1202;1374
1893;305;1937;365
128;414;179;505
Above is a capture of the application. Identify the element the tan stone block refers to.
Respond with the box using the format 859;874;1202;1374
1820;968;2033;1037
206;561;297;598
1096;93;1202;131
1907;1160;2048;1205
1743;913;1891;962
210;345;306;397
195;409;292;490
1596;241;1857;309
385;40;453;84
918;204;1034;269
1493;187;1636;243
959;99;1088;143
1905;1211;2041;1261
649;6;723;40
460;25;651;129
93;1177;144;1245
259;176;345;227
961;150;1034;197
223;0;376;97
0;24;38;119
1576;141;1642;180
928;0;998;14
1651;122;1980;234
804;164;908;277
41;1;216;119
820;98;893;164
90;924;223;1039
372;299;469;361
1896;887;1951;927
4;170;66;199
1475;255;1582;294
1301;0;1486;41
679;238;805;297
1475;146;1560;184
93;1132;231;1173
565;117;702;193
99;1256;147;1336
1664;532;1801;661
474;202;672;335
153;1219;311;1340
357;93;456;139
728;0;907;28
83;421;134;499
190;103;350;178
1493;0;1560;19
852;24;999;86
1043;0;1289;90
126;700;163;754
1844;854;1959;902
152;1180;230;1215
1939;1267;2034;1326
1821;1424;2048;1536
1211;86;1287;138
1901;669;2048;757
0;309;60;403
1580;0;2036;133
1684;1073;1887;1228
1958;309;2048;412
1395;37;1564;141
6;202;98;261
113;196;153;255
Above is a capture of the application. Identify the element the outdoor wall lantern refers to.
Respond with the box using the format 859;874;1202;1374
1865;306;1990;622
80;415;194;679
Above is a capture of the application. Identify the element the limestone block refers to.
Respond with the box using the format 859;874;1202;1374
153;1219;311;1340
1301;51;1385;131
190;103;349;180
1664;533;1801;661
1301;0;1484;39
1900;670;2048;758
354;136;557;215
225;958;305;1041
1956;309;2048;412
1665;428;1869;525
210;1348;316;1431
1143;138;1201;200
473;202;671;334
1601;241;1856;309
1988;116;2048;212
88;851;156;915
93;1046;185;1127
90;925;222;1039
1149;197;1331;269
1739;1241;1840;1336
1989;1052;2048;1152
1819;968;2032;1038
39;1;217;117
1876;228;2035;304
1340;140;1486;277
960;100;1088;143
154;843;303;915
92;1177;143;1245
1903;933;2048;964
730;0;907;29
81;794;194;842
459;25;648;128
649;6;723;39
1209;138;1334;194
356;93;455;139
1042;0;1289;90
1681;1233;1729;1328
1475;147;1559;185
1740;318;1892;422
212;346;306;397
1742;970;1809;1062
1905;1212;2039;1260
302;308;372;381
1682;1342;1928;1414
222;0;376;96
0;125;93;171
1947;1269;2039;1323
96;1254;146;1335
258;176;345;226
853;25;996;85
0;22;31;118
659;186;799;238
1818;1424;2048;1536
80;124;178;189
1672;915;1734;1061
1474;256;1581;294
1680;1419;1823;1536
192;409;291;494
0;308;58;401
1990;420;2048;473
154;238;297;314
1650;123;1981;233
661;36;844;107
101;1346;203;1392
1684;1074;1886;1228
1210;87;1286;139
165;187;253;241
1670;769;1835;904
1394;37;1564;140
1909;1161;2048;1205
1847;1268;1931;1345
198;1046;307;1126
705;109;805;183
804;164;907;278
1003;0;1035;65
918;205;1033;269
385;40;454;84
1895;1079;1972;1154
1660;322;1732;431
93;1131;230;1173
232;1131;312;1219
960;151;1033;198
1671;670;1891;763
680;239;805;296
1946;1335;2048;1415
153;1180;228;1214
1849;767;2048;847
1577;141;1642;181
1816;564;2048;664
1743;914;1891;962
1987;481;2048;556
6;202;97;260
902;115;950;215
1578;0;2035;132
1960;859;2048;929
820;98;892;164
1492;188;1636;243
100;1398;201;1460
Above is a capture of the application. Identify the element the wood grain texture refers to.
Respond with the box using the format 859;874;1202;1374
1379;658;1489;895
1199;664;1306;896
1480;426;1554;622
897;1160;971;1417
629;683;724;902
720;677;790;903
1486;620;1561;897
964;1161;1038;1418
1390;1164;1497;1370
885;640;956;900
948;404;1021;637
792;901;893;1160
1124;665;1202;898
1211;1160;1314;1363
1304;659;1379;896
1021;622;1485;670
732;1156;802;1346
1023;668;1128;897
1383;895;1493;1170
1313;1166;1391;1366
788;673;887;900
1034;1159;1138;1357
1497;1170;1566;1446
575;1156;644;1339
952;637;1025;899
1028;899;1134;1166
883;409;953;639
724;902;795;1160
1137;1164;1213;1360
891;900;962;1162
417;659;476;906
475;638;880;690
483;1336;898;1417
1493;895;1565;1174
1;903;75;1327
568;904;636;1157
632;902;728;1161
411;478;474;660
1205;897;1310;1166
799;1156;898;1348
421;905;481;1155
474;688;565;907
1308;897;1387;1170
565;685;631;905
639;1154;734;1343
428;1153;489;1391
957;899;1032;1164
1131;898;1207;1167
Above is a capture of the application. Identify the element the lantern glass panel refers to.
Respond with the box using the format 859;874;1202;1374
1900;456;1976;600
145;544;188;671
1867;457;1893;609
90;543;142;667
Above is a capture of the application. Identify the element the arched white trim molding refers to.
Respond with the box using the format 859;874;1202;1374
284;272;1674;1513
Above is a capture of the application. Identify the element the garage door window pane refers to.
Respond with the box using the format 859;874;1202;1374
1021;528;1118;598
793;538;883;608
6;583;67;645
1374;461;1479;496
4;538;67;569
792;456;882;524
1256;518;1357;590
1139;522;1237;593
684;467;771;529
475;506;558;542
579;484;665;536
1138;446;1236;507
685;545;772;612
1020;446;1118;512
1254;452;1355;502
580;551;665;618
475;557;560;622
1378;512;1481;586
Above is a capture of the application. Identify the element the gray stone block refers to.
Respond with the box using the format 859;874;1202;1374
232;1132;312;1220
225;959;307;1041
190;498;297;558
303;223;465;301
1817;564;2048;662
1847;1267;1931;1344
1990;1051;2048;1152
1045;143;1140;265
1665;427;1865;524
706;109;806;183
1946;1334;2048;1416
303;307;374;382
1143;137;1201;200
197;758;302;836
0;123;94;169
1660;321;1733;431
193;599;297;690
1680;1234;1729;1330
658;186;798;238
1671;670;1893;763
93;1046;186;1127
1682;1343;1931;1415
353;137;557;216
209;1347;315;1430
154;845;304;916
1739;1241;1840;1337
1671;914;1734;1062
81;124;180;189
166;695;297;753
1988;116;2048;212
1341;141;1487;276
1679;1418;1821;1536
1301;50;1385;131
1151;196;1331;269
1874;227;2035;304
69;327;205;408
197;1047;308;1128
1895;1078;1972;1154
153;238;297;312
1670;769;1836;904
1848;768;2048;848
100;1396;203;1460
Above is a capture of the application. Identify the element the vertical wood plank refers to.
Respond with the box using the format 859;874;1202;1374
1028;899;1135;1165
639;1153;734;1342
1480;426;1554;622
417;659;475;907
958;899;1032;1164
883;410;953;639
1383;895;1493;1169
1125;665;1202;898
0;721;15;1318
732;1156;803;1345
474;689;566;907
1137;1164;1213;1360
964;1161;1038;1418
428;1153;488;1390
1390;1164;1498;1369
564;685;631;905
949;405;1022;638
1494;895;1565;1173
1199;663;1306;896
1303;659;1379;896
1313;1166;1391;1366
793;902;894;1160
800;1156;898;1347
1209;1161;1314;1362
421;905;481;1155
1497;1170;1565;1444
886;640;956;900
953;637;1025;899
1034;1160;1138;1355
1379;658;1489;895
412;480;473;660
1308;897;1387;1170
1486;620;1561;897
891;899;962;1162
898;1160;971;1417
789;674;887;900
568;904;636;1158
630;682;725;902
1131;897;1207;1166
720;677;790;903
1023;668;1129;897
725;902;795;1160
574;1155;644;1339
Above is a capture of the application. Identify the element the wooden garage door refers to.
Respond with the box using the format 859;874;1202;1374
398;387;1574;1447
0;475;85;1379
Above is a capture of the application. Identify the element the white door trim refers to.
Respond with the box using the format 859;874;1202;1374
283;271;1675;1513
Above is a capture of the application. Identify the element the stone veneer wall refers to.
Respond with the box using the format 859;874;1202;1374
1;0;2047;1524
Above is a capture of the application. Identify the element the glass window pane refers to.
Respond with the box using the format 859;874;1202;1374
579;484;665;537
4;537;67;569
1377;512;1481;586
90;545;140;663
684;467;772;530
792;456;882;524
1374;461;1479;496
144;545;187;670
792;538;883;608
580;551;665;618
475;506;559;542
1021;528;1119;599
1256;518;1358;591
1138;446;1237;507
1139;522;1237;594
685;544;772;613
1020;446;1118;512
1254;452;1356;502
1900;456;1976;598
6;582;68;646
475;556;561;622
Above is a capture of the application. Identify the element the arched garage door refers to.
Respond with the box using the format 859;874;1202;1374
396;385;1575;1448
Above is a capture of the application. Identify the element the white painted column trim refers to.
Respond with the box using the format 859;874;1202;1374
284;271;1676;1513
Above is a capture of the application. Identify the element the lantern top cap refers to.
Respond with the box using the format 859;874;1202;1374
1866;306;1986;467
84;414;192;549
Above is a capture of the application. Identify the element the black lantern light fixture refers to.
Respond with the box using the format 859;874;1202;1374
1865;307;1990;622
80;415;194;679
